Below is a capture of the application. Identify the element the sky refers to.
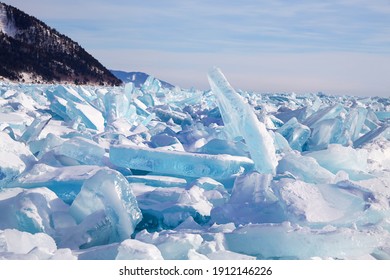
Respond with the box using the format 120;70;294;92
3;0;390;96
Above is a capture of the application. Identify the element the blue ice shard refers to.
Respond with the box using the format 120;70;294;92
19;114;51;143
207;67;277;174
277;117;310;151
69;169;142;246
110;144;254;179
307;118;344;150
104;90;131;123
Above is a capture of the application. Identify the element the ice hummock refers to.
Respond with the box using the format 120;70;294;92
0;69;390;259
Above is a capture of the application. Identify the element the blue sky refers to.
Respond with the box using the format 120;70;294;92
4;0;390;96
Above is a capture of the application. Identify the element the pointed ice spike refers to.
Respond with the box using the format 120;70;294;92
207;67;277;174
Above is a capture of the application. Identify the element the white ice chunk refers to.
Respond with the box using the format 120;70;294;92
110;144;254;179
0;131;36;187
0;187;73;235
136;230;203;260
274;179;369;224
306;144;370;180
189;177;229;207
277;153;335;184
115;239;163;260
225;222;389;259
0;229;56;256
208;67;277;174
13;164;107;203
69;169;142;245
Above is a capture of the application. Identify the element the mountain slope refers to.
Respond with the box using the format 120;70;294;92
0;2;121;86
111;70;174;89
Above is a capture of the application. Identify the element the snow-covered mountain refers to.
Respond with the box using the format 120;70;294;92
111;70;174;89
0;2;121;86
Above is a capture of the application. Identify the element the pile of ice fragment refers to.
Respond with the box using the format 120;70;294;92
0;69;389;260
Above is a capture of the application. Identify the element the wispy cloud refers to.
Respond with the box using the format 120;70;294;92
2;0;390;96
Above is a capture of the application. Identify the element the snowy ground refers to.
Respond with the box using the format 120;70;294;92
0;68;389;260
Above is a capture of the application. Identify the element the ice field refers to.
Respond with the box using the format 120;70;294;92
0;67;389;260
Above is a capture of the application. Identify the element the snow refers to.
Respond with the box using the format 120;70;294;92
0;68;389;259
0;4;17;38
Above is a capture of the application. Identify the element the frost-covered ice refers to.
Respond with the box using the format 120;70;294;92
0;68;389;259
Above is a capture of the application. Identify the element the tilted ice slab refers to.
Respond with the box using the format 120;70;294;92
53;136;106;166
46;85;105;131
69;169;142;247
207;67;277;174
110;144;254;179
353;124;390;148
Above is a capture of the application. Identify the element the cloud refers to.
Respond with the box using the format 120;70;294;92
93;48;390;96
3;0;389;96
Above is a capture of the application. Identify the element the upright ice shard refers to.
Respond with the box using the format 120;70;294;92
207;67;277;174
